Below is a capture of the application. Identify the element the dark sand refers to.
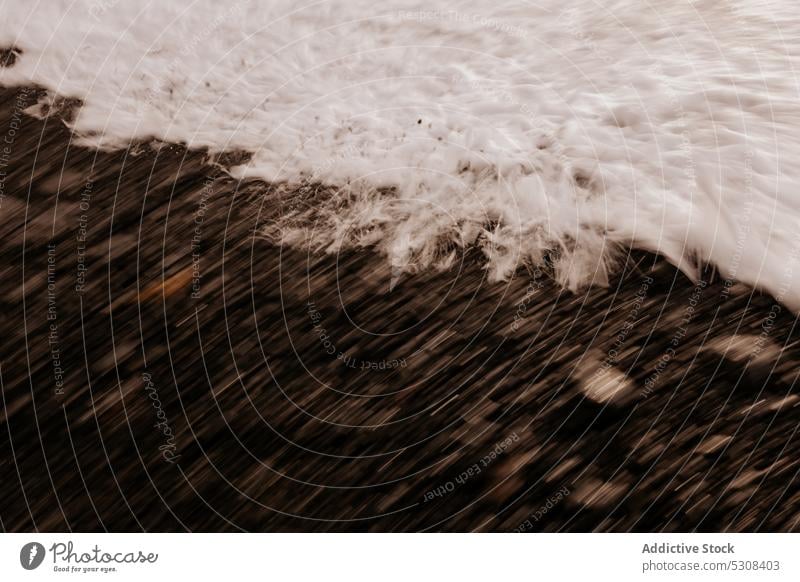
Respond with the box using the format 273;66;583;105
1;86;798;532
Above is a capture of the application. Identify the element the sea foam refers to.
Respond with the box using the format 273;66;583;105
2;0;800;306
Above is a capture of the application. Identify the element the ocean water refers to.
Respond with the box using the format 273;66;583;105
2;0;800;306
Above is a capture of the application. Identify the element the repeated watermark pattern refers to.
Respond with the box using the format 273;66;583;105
513;485;571;531
307;301;407;371
422;432;519;502
396;10;528;39
142;372;180;464
1;0;798;540
190;177;214;299
640;279;707;399
74;178;94;294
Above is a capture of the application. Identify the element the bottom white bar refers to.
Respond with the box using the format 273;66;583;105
1;534;796;581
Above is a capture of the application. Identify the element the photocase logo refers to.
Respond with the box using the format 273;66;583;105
20;542;46;570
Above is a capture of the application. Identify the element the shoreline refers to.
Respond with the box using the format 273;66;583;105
1;85;798;532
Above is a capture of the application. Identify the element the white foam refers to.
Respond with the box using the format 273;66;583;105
3;0;800;305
